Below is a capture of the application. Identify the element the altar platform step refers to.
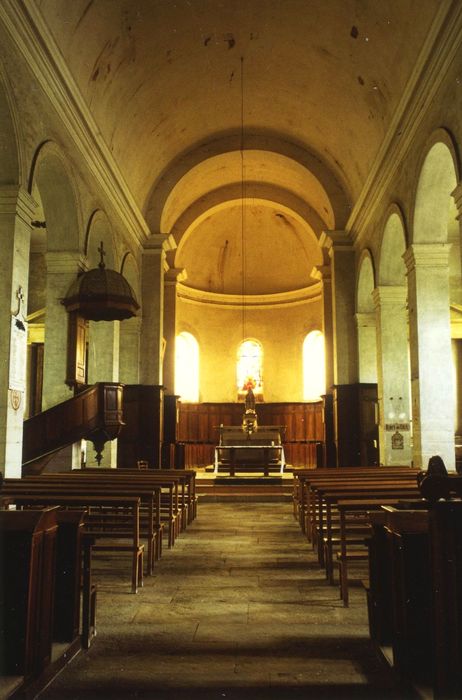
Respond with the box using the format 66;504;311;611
195;472;293;502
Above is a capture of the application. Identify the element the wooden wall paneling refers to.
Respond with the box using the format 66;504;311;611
178;401;324;468
117;385;164;468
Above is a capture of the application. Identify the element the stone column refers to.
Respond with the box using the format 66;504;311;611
311;261;335;466
42;251;86;470
0;186;36;477
355;312;377;383
87;321;120;385
42;251;86;410
119;317;141;384
87;319;120;468
320;231;358;385
451;182;462;277
373;286;412;466
404;244;455;470
163;267;187;395
140;234;172;385
311;263;334;390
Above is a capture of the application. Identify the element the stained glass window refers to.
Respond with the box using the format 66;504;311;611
237;339;263;397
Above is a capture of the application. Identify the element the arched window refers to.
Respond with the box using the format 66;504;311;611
303;330;325;401
175;332;199;402
237;339;263;398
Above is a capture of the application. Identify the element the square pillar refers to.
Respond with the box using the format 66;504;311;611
119;317;141;384
404;244;455;470
163;267;187;395
373;286;412;466
43;251;86;409
140;234;172;385
355;312;377;383
0;187;36;476
321;231;358;385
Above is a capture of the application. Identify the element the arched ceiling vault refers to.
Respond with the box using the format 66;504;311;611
38;0;441;218
33;0;443;297
149;134;349;231
175;198;323;296
168;183;328;245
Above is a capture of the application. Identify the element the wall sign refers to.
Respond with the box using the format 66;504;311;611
391;430;404;450
385;422;410;432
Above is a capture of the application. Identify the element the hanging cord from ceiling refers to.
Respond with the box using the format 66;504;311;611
240;55;247;342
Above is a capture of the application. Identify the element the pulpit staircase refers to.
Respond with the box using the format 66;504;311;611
22;383;124;476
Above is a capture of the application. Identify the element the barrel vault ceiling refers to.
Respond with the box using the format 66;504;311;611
32;0;444;294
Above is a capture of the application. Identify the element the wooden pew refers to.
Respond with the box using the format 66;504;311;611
367;495;462;697
310;479;418;567
292;466;419;538
76;469;184;547
8;476;163;573
334;496;418;607
0;508;58;685
428;500;462;697
1;488;144;594
378;507;431;686
301;470;419;542
320;485;420;582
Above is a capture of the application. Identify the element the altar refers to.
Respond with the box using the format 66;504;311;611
214;425;285;476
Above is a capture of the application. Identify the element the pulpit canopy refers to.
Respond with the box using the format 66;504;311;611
63;243;139;321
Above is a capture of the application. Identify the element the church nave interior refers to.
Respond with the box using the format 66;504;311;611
2;1;462;698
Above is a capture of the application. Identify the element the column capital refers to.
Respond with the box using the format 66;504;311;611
165;267;187;285
46;250;87;274
310;265;331;283
372;285;407;308
319;230;354;253
0;185;37;224
403;243;451;273
144;233;176;252
451;182;462;217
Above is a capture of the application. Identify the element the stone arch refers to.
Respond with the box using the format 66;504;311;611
29;141;82;252
412;130;459;244
85;209;116;269
378;206;408;286
120;251;141;299
406;130;460;470
145;132;350;232
357;251;376;313
356;250;377;384
375;207;411;466
28;142;83;411
169;184;326;249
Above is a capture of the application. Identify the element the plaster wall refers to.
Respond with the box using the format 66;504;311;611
176;295;323;403
28;252;46;314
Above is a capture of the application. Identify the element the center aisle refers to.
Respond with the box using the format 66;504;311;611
42;503;410;699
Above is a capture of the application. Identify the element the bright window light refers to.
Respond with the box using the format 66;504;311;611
175;332;199;402
237;339;263;394
303;330;325;401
